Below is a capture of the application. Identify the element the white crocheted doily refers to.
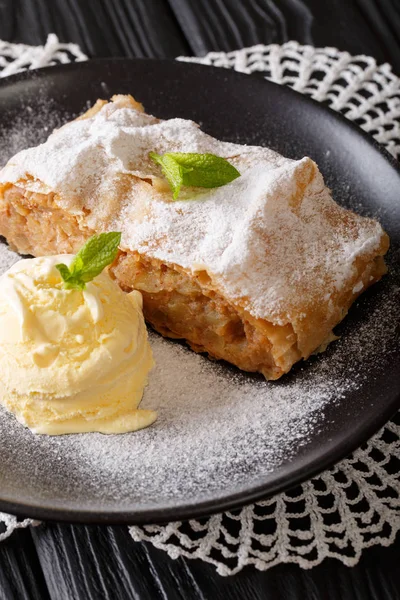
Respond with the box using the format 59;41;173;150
0;36;399;576
0;34;87;77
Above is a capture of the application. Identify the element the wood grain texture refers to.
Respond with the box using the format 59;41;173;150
167;0;313;55
0;0;399;598
0;0;190;58
0;526;399;600
168;0;400;72
0;0;399;68
0;529;49;600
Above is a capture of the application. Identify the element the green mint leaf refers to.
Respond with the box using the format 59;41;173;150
56;232;122;290
55;264;72;285
55;263;72;281
171;153;240;189
149;151;240;200
55;264;86;290
149;151;183;199
70;232;122;283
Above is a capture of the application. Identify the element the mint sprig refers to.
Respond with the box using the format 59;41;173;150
56;232;121;290
149;151;240;200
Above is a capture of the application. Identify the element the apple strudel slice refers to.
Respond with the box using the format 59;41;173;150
0;95;389;380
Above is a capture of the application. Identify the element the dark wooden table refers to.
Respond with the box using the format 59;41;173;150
0;1;399;598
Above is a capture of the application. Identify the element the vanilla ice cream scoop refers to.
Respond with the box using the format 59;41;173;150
0;255;155;434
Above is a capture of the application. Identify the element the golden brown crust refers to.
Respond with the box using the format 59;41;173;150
75;95;144;122
0;185;91;255
110;250;303;378
0;184;305;378
0;94;389;380
0;183;388;379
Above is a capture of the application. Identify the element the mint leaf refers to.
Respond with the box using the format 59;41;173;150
70;232;122;283
56;232;121;290
149;151;183;199
55;263;73;282
171;153;241;189
55;263;85;291
149;151;240;200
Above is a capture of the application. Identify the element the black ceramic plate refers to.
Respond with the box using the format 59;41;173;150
0;59;399;525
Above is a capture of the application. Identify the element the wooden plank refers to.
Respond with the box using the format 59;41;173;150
27;524;400;599
0;529;49;600
0;0;190;58
31;525;203;600
167;0;400;71
0;0;399;598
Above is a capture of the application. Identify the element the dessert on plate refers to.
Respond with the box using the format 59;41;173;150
0;95;389;380
0;234;155;434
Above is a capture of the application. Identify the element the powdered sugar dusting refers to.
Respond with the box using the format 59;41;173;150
0;98;386;328
0;96;76;168
0;243;398;511
0;98;397;517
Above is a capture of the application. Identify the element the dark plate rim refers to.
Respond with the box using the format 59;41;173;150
0;57;399;525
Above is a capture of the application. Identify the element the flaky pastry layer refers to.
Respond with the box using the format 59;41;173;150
0;95;389;379
0;182;387;380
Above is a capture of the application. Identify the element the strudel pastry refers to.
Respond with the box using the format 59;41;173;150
0;95;389;380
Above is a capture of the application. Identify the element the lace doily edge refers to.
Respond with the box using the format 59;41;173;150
130;521;400;576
